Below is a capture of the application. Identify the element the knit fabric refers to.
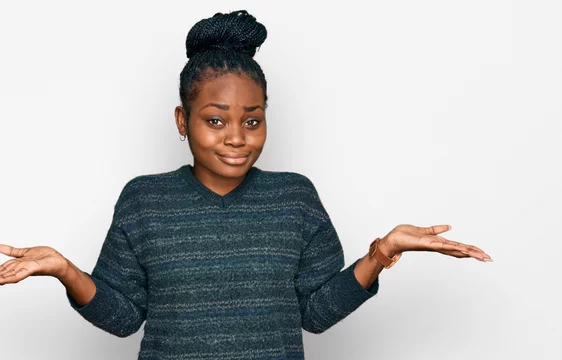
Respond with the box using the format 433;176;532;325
66;164;380;359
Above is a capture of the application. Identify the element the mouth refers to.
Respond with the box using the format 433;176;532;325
216;153;250;166
217;152;251;158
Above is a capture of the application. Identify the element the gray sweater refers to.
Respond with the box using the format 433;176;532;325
66;164;379;359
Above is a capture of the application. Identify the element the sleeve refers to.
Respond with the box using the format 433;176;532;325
294;176;379;334
66;182;148;338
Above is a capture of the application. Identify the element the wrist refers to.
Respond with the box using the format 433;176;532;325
378;237;398;258
368;236;402;269
56;258;76;285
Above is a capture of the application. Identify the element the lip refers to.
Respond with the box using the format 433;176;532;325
217;152;250;158
217;153;250;165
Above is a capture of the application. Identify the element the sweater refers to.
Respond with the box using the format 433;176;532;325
66;164;380;360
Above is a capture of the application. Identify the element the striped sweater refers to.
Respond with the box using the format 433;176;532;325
66;164;379;359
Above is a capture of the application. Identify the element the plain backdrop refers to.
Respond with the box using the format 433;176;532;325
0;1;560;359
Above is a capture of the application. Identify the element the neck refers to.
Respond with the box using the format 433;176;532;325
191;161;249;196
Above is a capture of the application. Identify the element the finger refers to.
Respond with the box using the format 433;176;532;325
436;249;472;259
0;268;17;285
417;224;452;235
0;260;18;274
433;241;463;253
427;237;470;253
432;235;476;254
438;249;492;262
447;241;491;260
438;240;492;261
0;261;18;277
431;235;491;260
0;267;29;285
0;244;27;258
466;244;489;255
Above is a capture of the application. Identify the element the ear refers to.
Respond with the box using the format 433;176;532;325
174;106;188;136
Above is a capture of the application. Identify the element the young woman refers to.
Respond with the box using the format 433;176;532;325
0;9;492;360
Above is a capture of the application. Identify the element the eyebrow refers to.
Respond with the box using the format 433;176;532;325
200;103;264;112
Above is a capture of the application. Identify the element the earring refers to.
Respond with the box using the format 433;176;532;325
179;134;186;141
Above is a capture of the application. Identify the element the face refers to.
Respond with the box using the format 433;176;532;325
175;72;267;181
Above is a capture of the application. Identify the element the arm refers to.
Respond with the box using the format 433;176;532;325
294;177;382;334
353;252;385;290
353;238;396;289
62;180;149;338
58;260;96;306
63;222;148;338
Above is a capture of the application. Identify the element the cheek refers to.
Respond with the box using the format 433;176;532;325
250;126;267;147
189;126;223;150
248;131;266;149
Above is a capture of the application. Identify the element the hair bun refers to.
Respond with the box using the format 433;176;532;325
185;10;267;59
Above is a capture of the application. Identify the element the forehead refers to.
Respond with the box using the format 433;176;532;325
194;73;264;107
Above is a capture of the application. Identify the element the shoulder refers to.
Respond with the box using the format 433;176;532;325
263;170;332;228
255;168;324;211
117;168;178;198
256;167;313;186
112;168;182;221
256;168;318;194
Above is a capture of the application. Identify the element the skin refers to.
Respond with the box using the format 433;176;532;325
0;71;492;297
174;73;267;196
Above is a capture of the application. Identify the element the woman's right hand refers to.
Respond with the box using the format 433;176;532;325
0;244;69;285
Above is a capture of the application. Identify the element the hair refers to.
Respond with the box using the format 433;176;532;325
179;10;268;120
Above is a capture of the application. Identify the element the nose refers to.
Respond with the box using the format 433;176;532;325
224;123;245;147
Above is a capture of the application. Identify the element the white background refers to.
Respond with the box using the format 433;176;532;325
1;1;560;359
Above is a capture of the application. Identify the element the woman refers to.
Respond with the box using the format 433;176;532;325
0;9;491;359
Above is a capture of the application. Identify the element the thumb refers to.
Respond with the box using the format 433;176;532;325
0;244;27;258
416;224;452;235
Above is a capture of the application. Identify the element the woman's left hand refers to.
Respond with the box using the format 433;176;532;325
380;224;493;262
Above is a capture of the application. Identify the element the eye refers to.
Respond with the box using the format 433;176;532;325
246;119;261;127
207;118;224;126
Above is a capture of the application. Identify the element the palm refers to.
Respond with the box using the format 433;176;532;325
0;244;67;285
386;224;491;262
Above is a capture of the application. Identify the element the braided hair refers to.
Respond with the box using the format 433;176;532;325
179;10;268;120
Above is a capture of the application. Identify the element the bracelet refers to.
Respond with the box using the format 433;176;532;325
369;237;402;269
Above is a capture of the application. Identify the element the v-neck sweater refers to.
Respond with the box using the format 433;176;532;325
66;164;380;360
